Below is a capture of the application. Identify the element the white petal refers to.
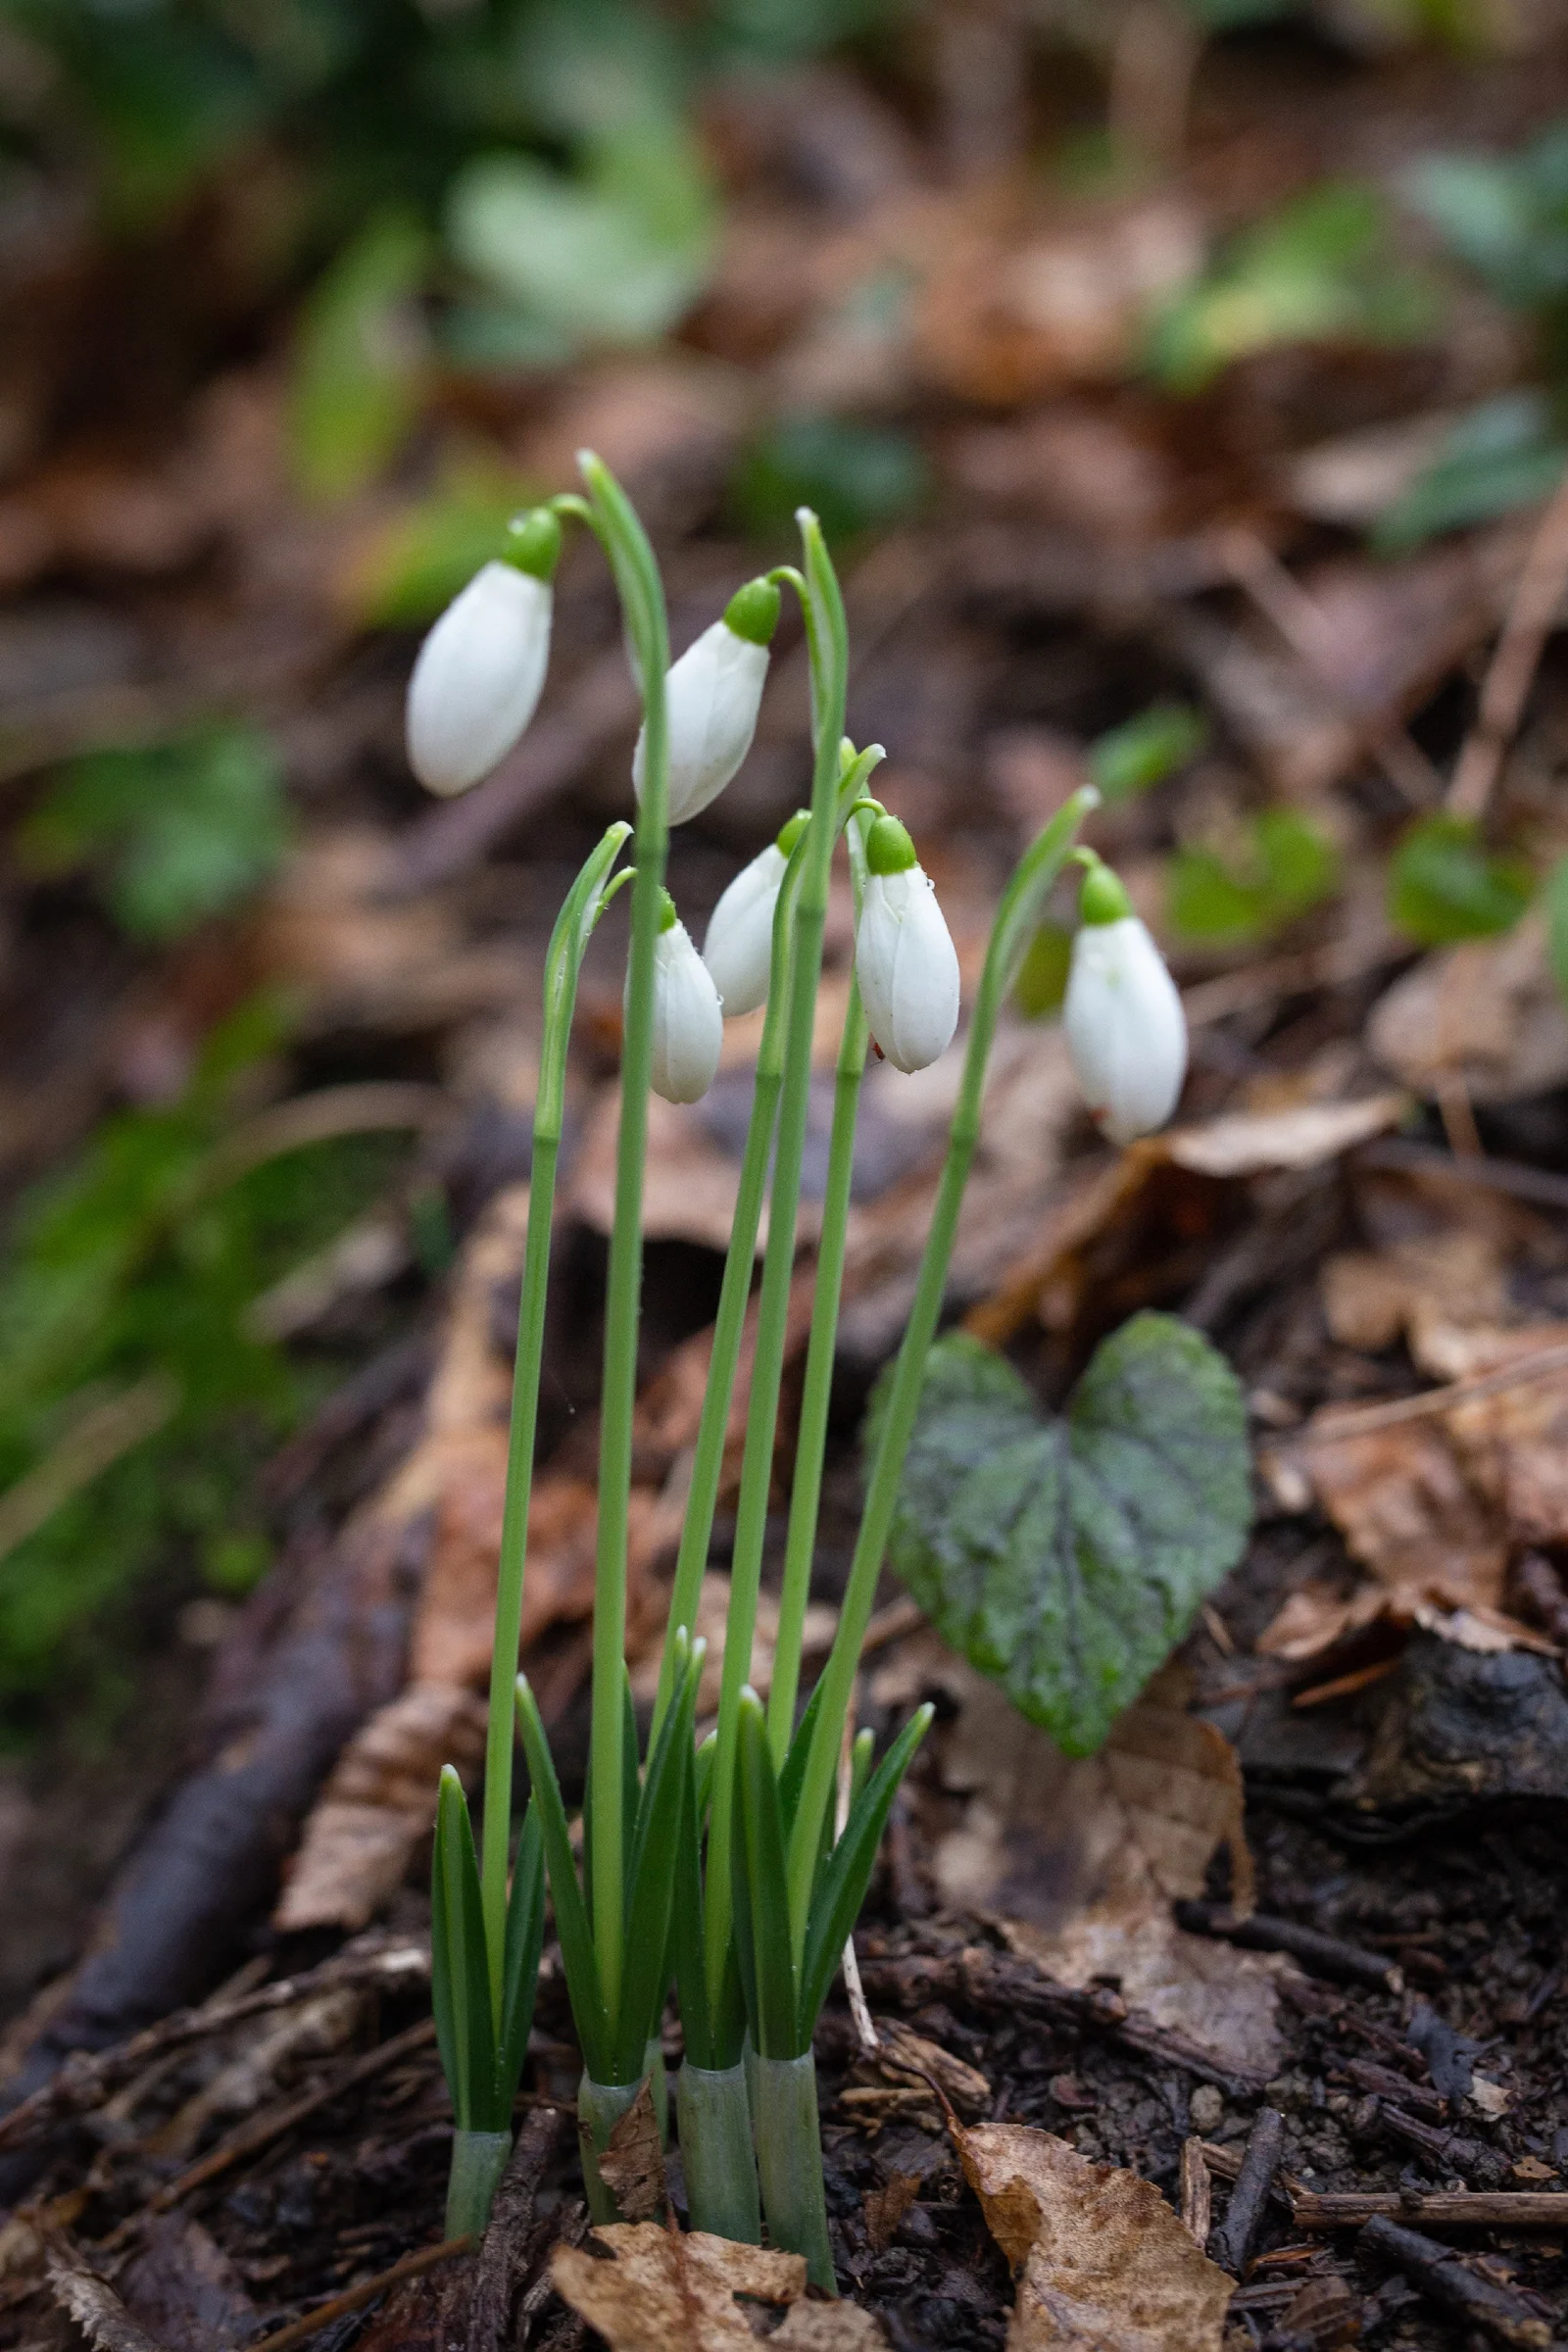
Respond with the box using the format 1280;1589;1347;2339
703;843;786;1016
633;621;769;825
1062;916;1187;1143
406;564;552;797
855;867;960;1075
644;921;724;1103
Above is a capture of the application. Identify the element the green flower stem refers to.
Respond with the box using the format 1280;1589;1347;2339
479;822;632;2010
702;516;848;2013
765;978;868;1765
444;2130;514;2240
783;786;1102;1961
578;456;671;2032
752;2052;836;2292
677;2060;760;2241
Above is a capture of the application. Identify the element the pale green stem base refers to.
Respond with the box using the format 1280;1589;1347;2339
578;2072;648;2224
646;2035;669;2144
752;2052;835;2293
445;2128;513;2239
677;2060;760;2243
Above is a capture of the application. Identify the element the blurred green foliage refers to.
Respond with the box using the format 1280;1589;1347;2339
1167;808;1339;946
731;415;929;545
1088;703;1207;803
346;455;542;627
0;1002;418;1733
1374;391;1568;553
1147;183;1440;394
1388;812;1533;945
289;209;431;499
1012;919;1074;1020
17;725;291;943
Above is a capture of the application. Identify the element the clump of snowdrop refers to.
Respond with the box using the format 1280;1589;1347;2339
1062;858;1187;1142
646;892;724;1103
405;510;561;796
854;814;961;1074
634;578;779;825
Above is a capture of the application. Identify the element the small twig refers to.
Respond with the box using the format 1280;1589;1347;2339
246;2234;474;2352
1359;2214;1554;2347
1180;2136;1211;2247
146;2016;437;2213
1294;2189;1568;2230
1447;467;1568;823
1175;1901;1402;1993
1291;1338;1568;1446
836;1686;879;2058
1209;2108;1286;2275
1359;1135;1568;1213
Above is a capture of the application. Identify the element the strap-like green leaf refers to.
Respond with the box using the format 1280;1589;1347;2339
670;1722;714;2067
431;1767;501;2129
800;1707;931;2036
736;1693;804;2059
514;1677;610;2080
777;1672;828;1839
496;1802;547;2109
612;1642;700;2081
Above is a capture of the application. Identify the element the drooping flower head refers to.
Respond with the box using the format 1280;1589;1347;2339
406;509;562;797
1062;858;1187;1143
642;889;724;1104
702;808;808;1017
633;577;780;825
854;814;961;1075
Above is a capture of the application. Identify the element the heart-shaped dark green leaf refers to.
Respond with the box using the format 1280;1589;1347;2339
870;1315;1250;1757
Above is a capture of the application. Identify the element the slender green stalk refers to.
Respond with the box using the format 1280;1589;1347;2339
578;456;671;2031
783;786;1102;1960
479;823;631;2008
702;516;848;2011
765;978;868;1764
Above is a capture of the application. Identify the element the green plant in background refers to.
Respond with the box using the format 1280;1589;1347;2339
731;416;930;547
1168;807;1339;947
0;1002;424;1729
1387;810;1534;946
1147;181;1441;394
17;726;292;944
1088;701;1207;803
289;209;431;501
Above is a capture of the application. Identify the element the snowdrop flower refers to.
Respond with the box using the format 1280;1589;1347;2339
702;810;808;1016
633;578;779;825
642;893;724;1104
854;815;960;1075
1062;860;1187;1143
406;511;561;797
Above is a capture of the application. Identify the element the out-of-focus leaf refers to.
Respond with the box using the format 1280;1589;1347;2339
1013;920;1073;1019
1373;391;1568;552
446;117;716;356
1544;855;1568;1005
1399;123;1568;311
870;1322;1250;1757
1389;813;1533;945
1088;703;1207;802
288;210;430;501
1167;808;1339;945
710;0;899;58
343;458;541;627
1147;182;1441;393
41;15;263;226
732;416;929;545
18;725;291;944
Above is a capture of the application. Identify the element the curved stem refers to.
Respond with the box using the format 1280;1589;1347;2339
783;785;1101;1961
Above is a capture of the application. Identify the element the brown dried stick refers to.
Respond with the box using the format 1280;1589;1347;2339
1293;2189;1568;2229
246;2234;474;2352
1209;2108;1285;2275
1359;2214;1553;2347
1448;467;1568;822
1293;1337;1568;1445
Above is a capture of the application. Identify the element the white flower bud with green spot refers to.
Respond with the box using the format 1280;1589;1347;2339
406;510;561;797
634;577;779;825
641;890;724;1103
854;814;961;1075
1062;859;1187;1143
702;808;808;1017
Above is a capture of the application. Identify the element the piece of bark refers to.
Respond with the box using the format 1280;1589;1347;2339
0;1512;423;2205
468;2106;571;2352
1358;2214;1553;2348
1180;2136;1211;2246
1174;1901;1401;1992
1209;2107;1285;2275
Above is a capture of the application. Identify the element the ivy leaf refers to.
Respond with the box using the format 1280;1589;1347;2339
870;1319;1251;1756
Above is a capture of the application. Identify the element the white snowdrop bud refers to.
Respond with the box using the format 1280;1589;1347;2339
406;511;561;796
1062;861;1187;1144
642;894;724;1103
633;578;779;825
702;809;808;1017
854;815;961;1075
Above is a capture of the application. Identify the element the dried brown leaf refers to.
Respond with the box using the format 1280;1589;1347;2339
1368;913;1568;1105
550;2224;807;2350
48;2250;176;2352
597;2081;666;2223
862;2174;921;2253
954;2122;1232;2351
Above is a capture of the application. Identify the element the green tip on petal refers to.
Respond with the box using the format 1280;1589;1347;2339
776;808;810;856
724;577;781;646
865;813;917;877
505;508;563;581
1078;860;1133;926
657;886;679;932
